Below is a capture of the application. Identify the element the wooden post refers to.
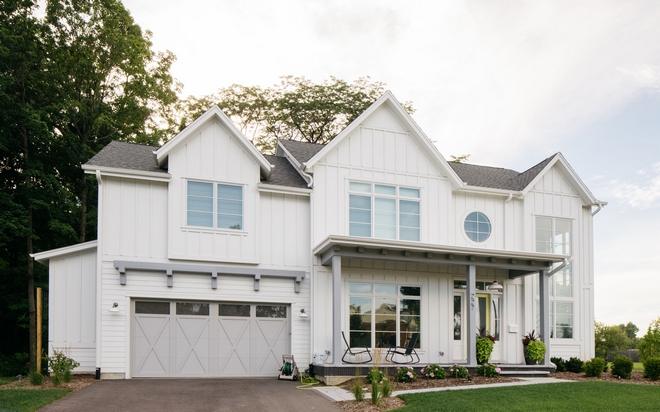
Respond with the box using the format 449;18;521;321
36;287;42;374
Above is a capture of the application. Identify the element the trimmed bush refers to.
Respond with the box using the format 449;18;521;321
29;372;43;385
395;366;417;383
583;358;606;377
421;364;445;379
366;367;384;384
611;356;633;379
566;357;584;373
475;363;501;377
643;357;660;380
551;357;566;372
448;364;469;379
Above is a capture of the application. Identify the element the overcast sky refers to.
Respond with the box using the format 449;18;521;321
123;0;660;334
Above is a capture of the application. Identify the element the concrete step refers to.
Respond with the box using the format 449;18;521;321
500;370;551;378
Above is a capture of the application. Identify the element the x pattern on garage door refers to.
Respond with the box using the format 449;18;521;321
132;301;289;377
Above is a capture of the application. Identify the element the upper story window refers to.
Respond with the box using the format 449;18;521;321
535;216;571;255
464;212;491;242
187;181;243;230
348;182;420;241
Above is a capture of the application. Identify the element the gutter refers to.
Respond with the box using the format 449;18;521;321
591;201;607;216
548;258;568;276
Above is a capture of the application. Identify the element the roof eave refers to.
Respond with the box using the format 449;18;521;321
82;165;171;182
31;240;98;265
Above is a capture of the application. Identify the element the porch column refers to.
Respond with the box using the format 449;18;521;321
539;269;551;366
466;264;477;366
332;255;342;365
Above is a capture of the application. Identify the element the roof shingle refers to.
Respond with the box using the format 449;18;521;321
278;140;325;164
262;155;309;188
85;141;166;173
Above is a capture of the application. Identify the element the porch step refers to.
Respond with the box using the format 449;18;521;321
500;370;551;378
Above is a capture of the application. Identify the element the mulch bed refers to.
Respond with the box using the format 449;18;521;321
0;374;97;391
553;370;660;385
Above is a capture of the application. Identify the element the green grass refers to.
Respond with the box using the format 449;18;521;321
395;382;660;411
0;389;70;412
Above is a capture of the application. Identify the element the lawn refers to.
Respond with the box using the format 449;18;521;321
0;389;70;412
395;381;660;412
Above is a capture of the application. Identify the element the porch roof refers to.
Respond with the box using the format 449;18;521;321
314;235;567;277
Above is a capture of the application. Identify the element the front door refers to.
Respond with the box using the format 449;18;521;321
476;294;502;362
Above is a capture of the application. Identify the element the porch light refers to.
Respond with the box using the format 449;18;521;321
109;302;119;313
487;280;503;292
299;308;309;319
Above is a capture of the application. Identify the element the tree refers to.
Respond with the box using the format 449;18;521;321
45;0;180;242
594;321;631;360
618;322;639;348
449;154;471;163
638;318;660;362
176;76;414;152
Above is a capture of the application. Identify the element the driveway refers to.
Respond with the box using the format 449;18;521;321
40;378;341;412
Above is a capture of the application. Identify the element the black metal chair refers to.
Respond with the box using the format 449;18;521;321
385;332;420;364
341;332;372;364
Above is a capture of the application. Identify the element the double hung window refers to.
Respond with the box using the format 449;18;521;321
187;181;243;230
348;182;420;241
348;283;421;349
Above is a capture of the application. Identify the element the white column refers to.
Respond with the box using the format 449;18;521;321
539;269;551;366
466;264;477;366
332;255;342;365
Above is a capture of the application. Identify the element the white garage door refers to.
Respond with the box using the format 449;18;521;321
132;301;289;378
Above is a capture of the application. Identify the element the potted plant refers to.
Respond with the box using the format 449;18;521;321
525;340;546;365
522;330;540;365
476;326;496;364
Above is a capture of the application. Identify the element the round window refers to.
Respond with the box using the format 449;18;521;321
464;212;491;242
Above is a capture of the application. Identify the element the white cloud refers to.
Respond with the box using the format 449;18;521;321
618;65;660;92
607;162;660;209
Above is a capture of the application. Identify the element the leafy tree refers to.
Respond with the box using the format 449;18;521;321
638;318;660;362
619;322;639;348
450;154;471;163
594;321;630;359
45;0;180;242
176;76;414;152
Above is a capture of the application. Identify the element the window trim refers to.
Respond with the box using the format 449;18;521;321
347;180;421;242
184;178;246;233
463;211;492;243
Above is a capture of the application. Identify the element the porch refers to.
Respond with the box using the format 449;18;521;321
313;235;567;382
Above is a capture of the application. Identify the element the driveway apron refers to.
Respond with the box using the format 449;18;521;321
40;378;341;412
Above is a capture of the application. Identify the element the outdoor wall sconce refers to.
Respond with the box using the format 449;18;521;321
299;308;309;319
109;302;119;313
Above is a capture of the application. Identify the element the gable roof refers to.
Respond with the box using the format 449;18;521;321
449;155;555;191
156;105;272;177
278;140;325;165
301;91;465;189
83;141;166;174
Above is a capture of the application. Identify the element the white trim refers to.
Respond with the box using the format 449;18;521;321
302;91;465;189
82;165;170;182
257;183;312;196
156;105;273;177
31;240;97;264
457;186;524;197
521;153;597;205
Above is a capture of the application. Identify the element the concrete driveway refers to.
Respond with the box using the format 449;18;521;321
40;378;341;412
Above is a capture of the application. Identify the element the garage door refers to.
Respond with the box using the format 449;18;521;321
131;301;290;378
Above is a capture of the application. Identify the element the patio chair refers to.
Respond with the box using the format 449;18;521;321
341;332;372;364
385;332;420;364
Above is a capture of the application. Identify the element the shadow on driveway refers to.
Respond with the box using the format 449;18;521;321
40;378;341;412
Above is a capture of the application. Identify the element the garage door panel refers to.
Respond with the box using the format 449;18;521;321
132;316;171;376
175;318;210;375
254;318;288;375
218;318;251;375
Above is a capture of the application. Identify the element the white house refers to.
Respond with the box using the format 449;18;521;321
33;92;605;381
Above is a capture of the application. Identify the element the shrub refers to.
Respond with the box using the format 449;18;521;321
351;378;364;402
29;372;43;385
565;357;584;373
381;378;392;398
475;363;501;377
448;364;469;379
421;364;445;379
47;349;80;386
611;356;633;379
551;357;566;372
583;358;606;377
371;379;381;406
476;337;494;364
638;318;660;362
643;357;660;380
366;367;384;384
0;352;30;377
525;340;546;364
395;366;416;383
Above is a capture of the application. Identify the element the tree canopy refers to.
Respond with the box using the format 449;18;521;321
176;76;415;152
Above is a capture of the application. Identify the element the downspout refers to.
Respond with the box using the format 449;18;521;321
504;193;514;249
95;170;103;378
300;162;314;188
591;202;606;216
548;258;568;276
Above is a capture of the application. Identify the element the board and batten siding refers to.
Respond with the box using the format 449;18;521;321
309;112;453;246
167;120;260;264
48;248;97;372
521;165;595;360
259;192;311;269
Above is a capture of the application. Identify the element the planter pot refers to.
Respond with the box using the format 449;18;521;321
523;346;537;365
